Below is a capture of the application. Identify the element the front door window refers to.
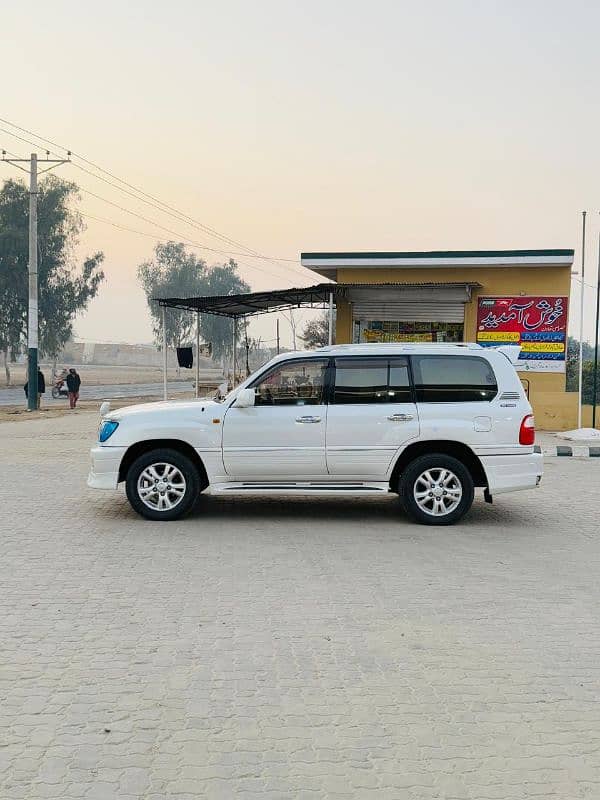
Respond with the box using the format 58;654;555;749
254;360;327;406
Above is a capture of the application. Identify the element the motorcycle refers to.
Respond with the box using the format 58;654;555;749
51;371;69;399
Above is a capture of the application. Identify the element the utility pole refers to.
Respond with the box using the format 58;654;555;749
1;151;70;410
276;318;280;354
593;222;600;429
578;211;587;429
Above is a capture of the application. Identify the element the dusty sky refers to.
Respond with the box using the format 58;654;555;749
2;0;600;347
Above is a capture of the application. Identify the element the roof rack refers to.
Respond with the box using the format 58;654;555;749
319;342;483;351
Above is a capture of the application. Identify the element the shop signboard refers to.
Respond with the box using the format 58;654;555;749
476;296;568;373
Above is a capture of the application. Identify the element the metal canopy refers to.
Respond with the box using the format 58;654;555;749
155;282;481;319
156;283;335;318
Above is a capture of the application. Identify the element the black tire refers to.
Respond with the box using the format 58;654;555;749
398;453;474;526
125;447;201;521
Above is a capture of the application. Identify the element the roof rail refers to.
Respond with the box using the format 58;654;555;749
319;342;483;351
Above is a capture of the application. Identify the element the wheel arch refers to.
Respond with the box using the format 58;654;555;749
118;439;209;489
389;440;487;490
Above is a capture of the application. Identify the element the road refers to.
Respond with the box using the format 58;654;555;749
2;410;600;799
0;381;195;407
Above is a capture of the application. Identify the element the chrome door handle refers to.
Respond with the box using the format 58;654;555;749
387;413;414;422
296;415;321;423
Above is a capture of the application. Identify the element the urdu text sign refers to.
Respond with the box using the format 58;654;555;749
476;296;568;373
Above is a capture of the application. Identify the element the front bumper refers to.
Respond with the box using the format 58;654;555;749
480;451;543;496
87;445;127;490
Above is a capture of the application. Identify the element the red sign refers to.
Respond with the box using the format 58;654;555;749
476;296;568;372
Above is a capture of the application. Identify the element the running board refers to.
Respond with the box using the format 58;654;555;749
206;482;391;496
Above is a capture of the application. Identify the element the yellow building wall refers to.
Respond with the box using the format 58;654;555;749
334;265;578;430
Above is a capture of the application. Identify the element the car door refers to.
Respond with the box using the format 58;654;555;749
410;354;499;447
325;357;420;478
222;358;329;479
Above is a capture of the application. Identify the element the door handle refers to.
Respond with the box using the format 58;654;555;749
387;413;414;422
296;415;322;423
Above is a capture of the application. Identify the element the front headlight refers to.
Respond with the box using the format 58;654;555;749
99;420;119;443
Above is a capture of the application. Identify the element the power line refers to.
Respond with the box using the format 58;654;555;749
0;122;311;282
77;189;309;283
75;184;310;276
0;116;316;276
79;211;308;284
70;159;294;262
571;275;598;292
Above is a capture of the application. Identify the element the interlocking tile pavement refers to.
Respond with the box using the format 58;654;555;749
1;411;600;799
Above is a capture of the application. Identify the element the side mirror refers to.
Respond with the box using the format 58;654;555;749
234;388;256;408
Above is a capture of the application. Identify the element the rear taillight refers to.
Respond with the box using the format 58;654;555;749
519;414;535;445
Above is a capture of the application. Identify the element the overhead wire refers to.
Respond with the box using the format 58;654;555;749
0;116;267;255
70;158;307;269
79;210;306;284
0;116;317;277
0;122;313;284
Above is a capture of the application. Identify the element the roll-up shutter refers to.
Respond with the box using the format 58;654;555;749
349;286;469;323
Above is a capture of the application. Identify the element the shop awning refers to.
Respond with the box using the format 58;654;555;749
156;283;336;318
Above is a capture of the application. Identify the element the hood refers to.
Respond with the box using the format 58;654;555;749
107;397;221;421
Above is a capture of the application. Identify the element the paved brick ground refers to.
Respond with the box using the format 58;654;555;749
2;411;600;799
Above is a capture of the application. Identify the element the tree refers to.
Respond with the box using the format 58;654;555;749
566;336;596;392
197;258;250;362
138;242;207;351
0;176;105;384
137;244;249;362
300;312;332;349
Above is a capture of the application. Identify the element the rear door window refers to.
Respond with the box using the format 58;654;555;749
333;358;412;404
411;355;497;402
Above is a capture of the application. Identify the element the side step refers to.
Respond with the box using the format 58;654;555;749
206;482;391;496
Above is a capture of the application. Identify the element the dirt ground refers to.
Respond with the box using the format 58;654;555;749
0;392;199;423
0;363;202;389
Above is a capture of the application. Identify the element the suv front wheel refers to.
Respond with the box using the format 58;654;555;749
125;448;201;521
398;454;474;525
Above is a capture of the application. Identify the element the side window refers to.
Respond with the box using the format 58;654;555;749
333;358;412;404
252;359;327;406
411;356;497;402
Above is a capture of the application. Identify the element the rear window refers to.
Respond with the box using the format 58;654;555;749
411;355;497;402
333;358;412;404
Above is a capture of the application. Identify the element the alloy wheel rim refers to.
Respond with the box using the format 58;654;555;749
137;463;187;512
413;468;462;517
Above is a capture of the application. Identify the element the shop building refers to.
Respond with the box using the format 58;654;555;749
301;249;578;430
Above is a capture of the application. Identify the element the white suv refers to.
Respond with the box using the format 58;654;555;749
88;343;542;525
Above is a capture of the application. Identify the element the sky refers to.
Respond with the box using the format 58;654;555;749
2;0;600;347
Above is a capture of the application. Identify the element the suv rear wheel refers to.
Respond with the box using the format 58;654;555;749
398;453;474;525
125;448;201;521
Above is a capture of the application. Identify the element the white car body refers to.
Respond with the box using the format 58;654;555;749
88;343;542;522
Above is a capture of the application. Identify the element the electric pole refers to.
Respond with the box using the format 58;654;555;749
578;211;587;430
1;151;70;410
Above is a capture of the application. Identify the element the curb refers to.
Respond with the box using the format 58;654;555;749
535;444;600;458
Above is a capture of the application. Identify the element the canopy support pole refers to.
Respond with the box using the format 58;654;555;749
328;292;334;345
162;305;167;401
195;310;200;399
232;316;237;387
